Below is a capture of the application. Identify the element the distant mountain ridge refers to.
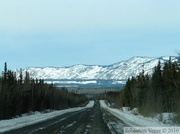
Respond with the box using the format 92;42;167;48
16;56;178;87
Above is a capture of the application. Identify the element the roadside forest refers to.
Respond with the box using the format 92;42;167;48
102;56;180;122
0;63;87;120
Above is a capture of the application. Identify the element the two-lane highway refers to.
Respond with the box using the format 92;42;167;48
3;101;128;134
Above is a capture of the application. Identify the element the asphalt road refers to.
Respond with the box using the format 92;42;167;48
3;101;129;134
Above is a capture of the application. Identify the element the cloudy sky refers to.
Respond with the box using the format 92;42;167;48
0;0;180;71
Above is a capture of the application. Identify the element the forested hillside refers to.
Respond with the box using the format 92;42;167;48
102;56;180;123
0;63;87;120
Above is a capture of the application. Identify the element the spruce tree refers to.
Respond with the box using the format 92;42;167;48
151;60;163;112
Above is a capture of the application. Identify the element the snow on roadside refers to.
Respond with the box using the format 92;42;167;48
85;100;94;108
0;101;94;133
99;100;173;127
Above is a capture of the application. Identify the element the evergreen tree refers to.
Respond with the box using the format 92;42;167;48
162;57;177;112
18;68;23;86
136;70;149;112
123;78;132;107
151;60;163;112
3;62;7;81
0;63;87;120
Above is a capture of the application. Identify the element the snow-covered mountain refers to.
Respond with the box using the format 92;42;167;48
16;56;178;87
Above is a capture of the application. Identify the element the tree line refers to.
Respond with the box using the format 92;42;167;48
102;56;180;121
0;63;87;120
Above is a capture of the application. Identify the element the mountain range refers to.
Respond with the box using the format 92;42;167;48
16;56;177;88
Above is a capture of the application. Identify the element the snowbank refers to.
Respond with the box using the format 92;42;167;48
155;113;176;124
99;100;174;127
85;100;95;108
0;101;94;133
